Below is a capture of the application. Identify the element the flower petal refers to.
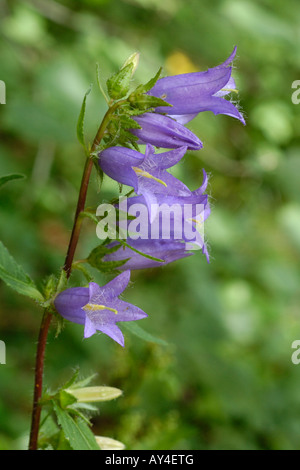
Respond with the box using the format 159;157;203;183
131;113;203;150
99;147;144;190
99;271;131;299
54;287;89;324
97;323;125;347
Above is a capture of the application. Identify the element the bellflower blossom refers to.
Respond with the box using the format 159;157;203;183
129;112;203;149
103;239;194;271
122;169;210;258
147;47;245;125
99;144;191;220
54;271;147;347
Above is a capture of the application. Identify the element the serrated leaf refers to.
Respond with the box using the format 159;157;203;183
77;86;92;150
0;241;44;302
106;63;133;100
53;402;100;450
0;173;26;189
123;322;168;346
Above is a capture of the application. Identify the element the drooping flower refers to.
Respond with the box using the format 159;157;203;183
102;239;194;270
122;169;210;257
129;112;203;150
99;144;191;220
54;271;147;346
147;47;245;125
107;169;210;264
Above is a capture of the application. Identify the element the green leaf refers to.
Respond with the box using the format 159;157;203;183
0;173;26;189
106;63;133;100
53;402;100;450
77;86;92;150
123;322;168;346
0;241;44;302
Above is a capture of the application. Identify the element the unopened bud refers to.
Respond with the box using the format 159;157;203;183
122;52;140;75
95;436;125;450
67;386;122;402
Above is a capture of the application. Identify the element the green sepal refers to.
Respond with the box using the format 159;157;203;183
106;63;134;100
118;239;165;263
133;67;163;94
71;262;94;283
86;242;129;273
129;93;172;110
59;390;77;409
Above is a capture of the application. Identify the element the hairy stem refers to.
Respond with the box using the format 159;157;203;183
28;100;123;450
28;310;52;450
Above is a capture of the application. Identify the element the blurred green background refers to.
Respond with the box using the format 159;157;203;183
1;0;300;450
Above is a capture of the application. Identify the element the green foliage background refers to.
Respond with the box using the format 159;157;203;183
0;0;300;450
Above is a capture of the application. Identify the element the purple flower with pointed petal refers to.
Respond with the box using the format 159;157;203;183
99;144;190;220
54;271;147;347
147;47;245;125
115;169;210;261
130;113;203;150
103;239;194;270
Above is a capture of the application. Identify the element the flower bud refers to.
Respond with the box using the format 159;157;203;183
95;436;125;450
121;52;140;75
67;386;122;402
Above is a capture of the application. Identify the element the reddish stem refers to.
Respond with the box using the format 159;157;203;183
28;310;52;450
28;100;124;450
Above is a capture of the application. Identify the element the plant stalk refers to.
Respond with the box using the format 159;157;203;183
28;100;122;450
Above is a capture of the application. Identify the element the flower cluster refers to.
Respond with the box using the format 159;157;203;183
54;49;244;346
